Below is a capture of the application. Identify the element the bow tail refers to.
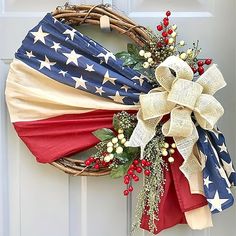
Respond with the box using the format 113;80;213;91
128;110;162;158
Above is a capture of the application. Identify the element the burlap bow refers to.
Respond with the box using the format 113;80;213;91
128;56;226;186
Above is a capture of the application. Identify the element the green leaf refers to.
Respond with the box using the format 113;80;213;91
115;51;130;60
127;43;140;56
92;128;114;141
133;62;144;71
123;56;137;66
112;115;119;131
110;159;132;179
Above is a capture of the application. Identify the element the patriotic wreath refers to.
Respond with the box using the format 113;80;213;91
5;3;236;235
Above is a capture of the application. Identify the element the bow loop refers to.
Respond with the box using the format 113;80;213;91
128;56;226;191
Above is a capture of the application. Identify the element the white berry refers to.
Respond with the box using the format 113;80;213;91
120;138;126;144
107;142;113;147
118;133;124;140
169;46;174;51
163;142;169;149
171;32;177;38
171;143;176;148
107;147;113;153
148;57;153;63
179;40;185;46
108;154;114;160
172;24;177;30
139;50;145;56
144;52;151;58
161;149;168;156
104;155;111;162
168;38;174;44
116;146;123;154
118;129;123;134
124;141;129;147
112;137;118;144
143;62;150;68
168;156;175;163
187;48;192;55
180;53;187;60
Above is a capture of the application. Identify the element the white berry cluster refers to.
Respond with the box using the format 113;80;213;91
104;129;129;162
161;142;176;163
139;50;154;69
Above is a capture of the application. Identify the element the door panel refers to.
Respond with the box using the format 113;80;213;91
0;0;235;236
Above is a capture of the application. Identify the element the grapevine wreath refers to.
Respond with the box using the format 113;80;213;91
5;3;236;234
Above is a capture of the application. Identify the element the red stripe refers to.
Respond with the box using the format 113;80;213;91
14;110;136;163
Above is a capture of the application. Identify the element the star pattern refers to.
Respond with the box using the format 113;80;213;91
15;13;152;108
63;50;82;66
95;86;104;95
72;76;87;89
51;42;61;52
97;49;116;63
102;71;117;85
85;64;95;72
25;51;35;58
197;126;236;214
109;91;125;103
208;191;228;212
132;75;145;86
31;26;49;44
38;56;56;70
63;29;77;40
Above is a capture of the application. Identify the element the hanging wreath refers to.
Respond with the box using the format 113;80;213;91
5;3;236;234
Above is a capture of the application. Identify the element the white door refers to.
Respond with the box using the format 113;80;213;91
1;0;236;236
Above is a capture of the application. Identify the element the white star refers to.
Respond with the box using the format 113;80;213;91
59;70;67;77
97;49;116;63
221;159;235;177
95;86;105;96
204;176;213;188
72;76;87;89
219;143;228;153
132;76;144;86
38;56;56;70
226;187;231;194
25;51;35;58
204;135;208;143
121;85;130;92
109;91;125;104
51;42;61;52
85;64;95;72
63;29;77;40
63;50;82;66
31;26;49;44
102;71;117;85
208;191;228;212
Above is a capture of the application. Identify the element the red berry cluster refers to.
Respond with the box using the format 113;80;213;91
84;156;111;170
123;159;152;196
156;11;172;47
192;59;212;75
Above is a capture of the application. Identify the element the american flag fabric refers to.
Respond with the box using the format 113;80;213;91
5;13;236;233
197;126;236;213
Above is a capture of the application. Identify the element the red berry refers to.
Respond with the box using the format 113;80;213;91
94;164;100;169
191;67;197;73
129;164;135;170
198;66;205;75
124;178;130;185
162;31;168;37
157;42;163;48
124;190;129;196
164;38;169;44
85;160;91;166
124;175;130;180
136;167;142;173
205;59;212;65
197;61;204;67
144;169;151;176
163;17;169;21
163;20;169;27
128;169;133;175
134;176;139;182
89;157;95;163
141;159;147;166
168;29;173;35
146;161;151;167
96;159;100;163
166;11;171;17
128;186;134;192
133;159;139;165
132;174;137;179
156;25;163;31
